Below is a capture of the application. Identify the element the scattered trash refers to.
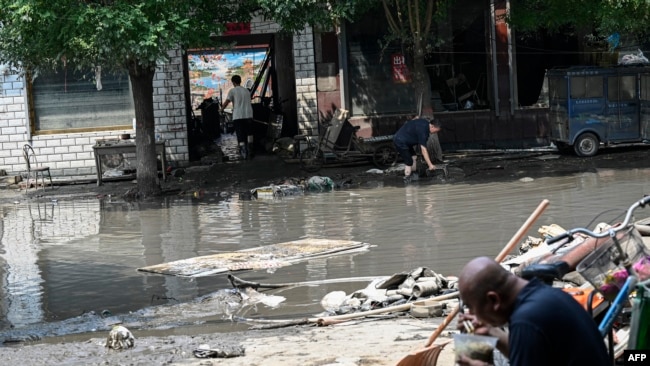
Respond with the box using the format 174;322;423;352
307;176;334;191
105;325;134;350
365;168;384;174
240;287;286;309
619;49;649;65
271;137;296;158
318;267;456;317
385;164;406;174
321;291;349;312
103;169;125;177
410;299;444;318
251;184;303;199
193;343;245;358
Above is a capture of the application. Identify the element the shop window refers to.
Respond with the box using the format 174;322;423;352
345;0;489;116
346;33;416;116
30;65;134;133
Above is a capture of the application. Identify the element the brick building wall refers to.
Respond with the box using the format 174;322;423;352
0;17;319;181
0;49;188;181
292;28;319;137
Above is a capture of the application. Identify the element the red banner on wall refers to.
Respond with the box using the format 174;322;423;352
224;22;251;36
391;53;411;83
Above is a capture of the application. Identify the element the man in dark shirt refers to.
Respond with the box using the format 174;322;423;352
456;256;610;366
392;117;442;182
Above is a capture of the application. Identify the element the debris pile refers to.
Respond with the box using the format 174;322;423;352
318;267;458;317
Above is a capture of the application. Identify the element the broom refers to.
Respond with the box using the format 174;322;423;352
397;198;550;366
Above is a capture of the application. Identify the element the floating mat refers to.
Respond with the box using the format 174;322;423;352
137;238;371;277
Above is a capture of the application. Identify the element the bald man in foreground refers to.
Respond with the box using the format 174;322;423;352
456;257;610;366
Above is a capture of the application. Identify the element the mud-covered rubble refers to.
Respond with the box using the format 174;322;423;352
318;267;458;317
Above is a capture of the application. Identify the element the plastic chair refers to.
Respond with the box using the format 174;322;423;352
22;144;52;190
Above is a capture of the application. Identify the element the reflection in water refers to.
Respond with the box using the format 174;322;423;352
1;169;650;332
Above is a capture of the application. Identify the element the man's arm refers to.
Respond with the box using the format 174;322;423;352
488;326;509;357
419;145;435;171
221;99;231;110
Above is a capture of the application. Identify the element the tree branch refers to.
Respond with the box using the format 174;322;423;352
406;0;416;44
423;0;434;37
382;0;400;34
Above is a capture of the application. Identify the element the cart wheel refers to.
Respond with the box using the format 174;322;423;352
300;147;324;172
573;132;599;157
373;144;397;169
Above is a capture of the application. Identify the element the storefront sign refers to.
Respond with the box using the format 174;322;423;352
392;53;410;83
224;22;251;36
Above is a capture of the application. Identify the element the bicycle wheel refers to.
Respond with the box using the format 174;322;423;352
300;147;324;172
372;144;397;169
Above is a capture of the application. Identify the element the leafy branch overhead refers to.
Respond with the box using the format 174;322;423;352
0;0;256;73
508;0;650;39
255;0;375;32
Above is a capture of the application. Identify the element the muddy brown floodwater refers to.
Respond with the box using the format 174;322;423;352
1;143;650;365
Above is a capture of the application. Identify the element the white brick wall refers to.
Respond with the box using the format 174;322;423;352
0;50;189;179
291;27;319;137
153;49;189;166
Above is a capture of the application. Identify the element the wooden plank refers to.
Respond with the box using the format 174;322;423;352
137;239;371;277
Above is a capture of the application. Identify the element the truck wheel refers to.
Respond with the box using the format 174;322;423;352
373;144;397;169
574;133;599;157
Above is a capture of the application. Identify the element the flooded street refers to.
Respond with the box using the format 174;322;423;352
1;165;650;339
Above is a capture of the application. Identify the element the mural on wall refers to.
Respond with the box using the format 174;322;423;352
188;48;268;110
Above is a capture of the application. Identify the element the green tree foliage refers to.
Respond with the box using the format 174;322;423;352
509;0;650;38
255;0;375;31
0;0;255;197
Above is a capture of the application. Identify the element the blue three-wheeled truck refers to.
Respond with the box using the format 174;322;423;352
547;65;650;156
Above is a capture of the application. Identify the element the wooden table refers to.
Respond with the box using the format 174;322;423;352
92;140;167;186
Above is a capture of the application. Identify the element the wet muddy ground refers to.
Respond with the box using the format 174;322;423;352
7;144;647;205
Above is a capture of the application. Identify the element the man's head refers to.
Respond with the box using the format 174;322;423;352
458;257;523;326
428;118;442;134
231;75;242;85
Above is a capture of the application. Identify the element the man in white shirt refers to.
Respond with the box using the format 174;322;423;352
222;75;254;159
